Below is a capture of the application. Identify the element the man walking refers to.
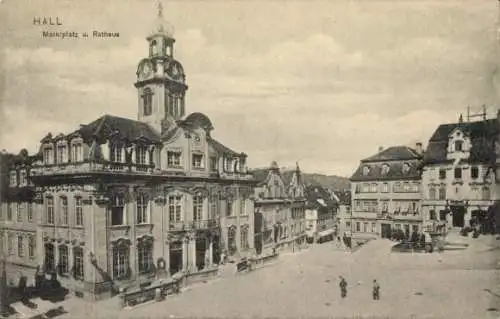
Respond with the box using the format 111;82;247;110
372;280;380;300
339;276;347;299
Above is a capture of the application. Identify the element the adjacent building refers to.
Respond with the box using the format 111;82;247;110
334;190;351;239
350;145;424;243
304;185;338;244
421;112;500;231
0;10;256;299
252;162;307;254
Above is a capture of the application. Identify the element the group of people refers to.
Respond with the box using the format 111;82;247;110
338;276;380;300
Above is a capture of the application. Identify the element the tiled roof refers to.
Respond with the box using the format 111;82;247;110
424;119;498;164
351;145;422;181
334;190;351;205
305;185;337;210
362;146;420;163
74;114;161;144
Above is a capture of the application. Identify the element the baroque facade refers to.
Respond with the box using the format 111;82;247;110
350;145;424;242
252;162;307;254
421;113;500;231
0;11;255;299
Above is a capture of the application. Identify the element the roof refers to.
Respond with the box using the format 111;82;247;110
334;190;351;205
424;119;498;164
362;146;421;163
181;112;213;131
351;145;423;181
305;185;337;210
208;138;241;156
73;114;162;144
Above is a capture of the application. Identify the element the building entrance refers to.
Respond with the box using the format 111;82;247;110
451;205;465;228
381;223;392;239
169;241;183;275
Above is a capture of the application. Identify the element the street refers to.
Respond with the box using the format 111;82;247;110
61;234;500;318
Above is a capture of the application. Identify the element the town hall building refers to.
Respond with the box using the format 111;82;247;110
0;9;256;299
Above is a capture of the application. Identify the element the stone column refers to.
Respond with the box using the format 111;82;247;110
182;237;189;272
189;236;196;272
208;237;213;267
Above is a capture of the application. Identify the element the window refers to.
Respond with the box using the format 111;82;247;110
7;234;13;255
438;187;446;200
429;188;436;200
393;182;401;192
73;247;84;281
454;168;462;179
136;146;147;165
7;203;12;221
356;222;361;232
193;195;203;220
363;222;368;233
60;197;68;225
192;154;203;169
109;144;123;163
439;169;446;180
142;88;153;116
226;200;233;217
111;195;125;226
17;203;23;222
167;151;182;167
71;143;83;162
362;166;370;176
75;197;83;226
402;163;410;174
58;245;69;275
44;243;55;272
28;236;35;259
20;170;27;186
371;222;376;233
381;183;389;193
57;144;67;163
370;183;378;193
209;194;218;219
381;164;390;175
471;166;479;179
9;171;17;186
27;203;33;222
168;195;182;222
454;140;463;152
137;241;154;274
136;194;149;224
46;197;54;224
113;244;130;279
381;201;389;212
209;156;217;171
17;236;24;257
43;147;53;164
241;227;249;250
429;210;436;220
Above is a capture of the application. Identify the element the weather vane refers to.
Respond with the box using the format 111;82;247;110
157;1;163;18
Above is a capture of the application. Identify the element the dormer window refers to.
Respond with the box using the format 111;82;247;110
402;163;410;174
135;146;147;165
381;164;390;176
192;154;204;169
142;88;153;116
109;144;123;163
454;140;463;152
57;144;67;164
362;166;370;176
70;141;83;162
43;146;53;165
19;170;27;186
9;171;17;187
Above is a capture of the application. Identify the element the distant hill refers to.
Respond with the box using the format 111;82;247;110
301;173;351;191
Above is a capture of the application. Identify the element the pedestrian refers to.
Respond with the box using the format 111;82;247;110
372;280;380;300
339;276;347;298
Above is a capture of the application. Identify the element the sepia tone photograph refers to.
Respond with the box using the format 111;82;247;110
1;0;500;318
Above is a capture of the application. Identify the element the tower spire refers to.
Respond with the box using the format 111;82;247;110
157;1;163;18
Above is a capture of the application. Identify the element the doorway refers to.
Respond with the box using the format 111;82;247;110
195;237;207;271
381;223;392;239
451;205;465;228
169;241;183;275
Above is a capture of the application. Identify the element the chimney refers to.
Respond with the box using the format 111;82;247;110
378;146;384;153
415;142;423;155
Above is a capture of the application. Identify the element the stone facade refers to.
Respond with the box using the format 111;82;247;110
0;11;256;300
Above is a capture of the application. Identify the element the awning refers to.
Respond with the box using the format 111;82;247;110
318;228;336;238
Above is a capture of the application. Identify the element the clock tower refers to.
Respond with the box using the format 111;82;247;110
135;2;188;134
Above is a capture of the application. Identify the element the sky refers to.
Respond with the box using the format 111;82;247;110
0;0;499;177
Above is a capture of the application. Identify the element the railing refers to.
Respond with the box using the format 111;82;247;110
192;219;219;229
169;221;188;231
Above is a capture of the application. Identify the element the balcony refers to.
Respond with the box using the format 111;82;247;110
192;219;220;230
169;221;189;231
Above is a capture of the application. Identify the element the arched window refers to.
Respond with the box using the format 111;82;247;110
143;88;153;116
58;245;69;275
429;188;436;200
112;242;130;279
137;239;153;274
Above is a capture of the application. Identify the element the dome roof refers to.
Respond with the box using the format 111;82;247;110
183;112;213;130
150;2;174;38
